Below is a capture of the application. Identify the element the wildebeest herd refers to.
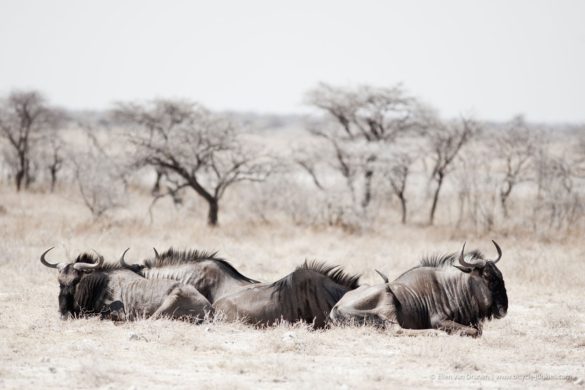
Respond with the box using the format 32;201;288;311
40;241;508;337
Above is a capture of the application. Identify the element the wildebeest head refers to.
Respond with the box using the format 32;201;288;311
453;240;508;320
40;247;104;319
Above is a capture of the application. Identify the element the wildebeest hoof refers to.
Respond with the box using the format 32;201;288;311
461;328;480;338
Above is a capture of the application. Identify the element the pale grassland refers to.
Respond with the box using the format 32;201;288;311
0;188;584;389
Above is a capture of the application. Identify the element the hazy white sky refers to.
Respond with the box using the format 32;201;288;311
0;0;584;121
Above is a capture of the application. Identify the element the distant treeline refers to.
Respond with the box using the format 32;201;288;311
1;86;583;236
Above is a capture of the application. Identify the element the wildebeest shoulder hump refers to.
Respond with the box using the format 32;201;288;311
143;248;259;283
272;260;360;294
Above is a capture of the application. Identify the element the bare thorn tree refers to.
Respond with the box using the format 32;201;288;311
71;130;128;219
493;115;538;218
305;83;429;212
530;142;585;233
384;151;415;224
427;117;477;225
37;126;67;192
293;145;326;191
0;90;63;191
306;83;425;142
115;99;273;226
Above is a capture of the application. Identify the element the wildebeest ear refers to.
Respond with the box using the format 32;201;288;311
453;265;472;273
127;264;144;273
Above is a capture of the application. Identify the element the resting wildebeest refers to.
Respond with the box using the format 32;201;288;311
330;241;508;337
40;248;212;322
120;248;259;303
213;260;360;328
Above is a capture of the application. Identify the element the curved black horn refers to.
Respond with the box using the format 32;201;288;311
153;247;160;258
40;247;62;269
491;240;502;263
458;242;475;268
73;250;104;271
375;269;389;283
119;248;131;268
458;242;487;268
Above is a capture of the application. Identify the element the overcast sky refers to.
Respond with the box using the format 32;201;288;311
1;0;584;122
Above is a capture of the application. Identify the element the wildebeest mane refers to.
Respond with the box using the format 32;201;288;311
272;260;360;293
144;248;259;284
418;250;485;268
392;250;486;280
299;260;360;289
267;260;360;327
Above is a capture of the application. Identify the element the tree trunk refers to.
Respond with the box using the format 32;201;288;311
429;174;444;225
361;169;373;209
50;166;57;192
207;198;219;227
398;193;407;224
23;157;32;190
152;169;163;195
15;170;23;192
15;153;26;192
500;195;509;219
500;181;512;218
186;178;220;227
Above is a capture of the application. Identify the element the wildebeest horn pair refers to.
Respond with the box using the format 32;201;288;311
458;240;502;269
40;247;104;271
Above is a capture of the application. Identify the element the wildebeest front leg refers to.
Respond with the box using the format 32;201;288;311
330;284;397;327
151;292;181;319
151;286;212;322
435;320;481;337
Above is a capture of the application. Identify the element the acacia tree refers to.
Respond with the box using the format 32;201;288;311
384;151;415;224
493;115;537;217
71;136;128;219
532;148;582;231
305;83;429;211
453;147;499;232
37;127;66;192
0;90;63;191
115;99;273;226
427;117;476;225
293;143;326;191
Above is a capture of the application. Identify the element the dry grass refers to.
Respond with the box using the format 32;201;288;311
1;188;584;389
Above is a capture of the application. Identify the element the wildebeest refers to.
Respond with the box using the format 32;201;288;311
120;248;260;303
330;241;508;337
213;260;360;328
41;248;212;322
